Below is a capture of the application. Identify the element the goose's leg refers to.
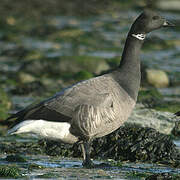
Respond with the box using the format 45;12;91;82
81;141;94;168
80;141;112;168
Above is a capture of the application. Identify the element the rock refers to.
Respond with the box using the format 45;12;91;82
18;72;36;83
137;89;163;108
127;104;178;135
172;121;180;136
157;0;180;11
5;154;27;162
138;88;180;113
0;88;12;121
146;69;169;88
136;0;180;11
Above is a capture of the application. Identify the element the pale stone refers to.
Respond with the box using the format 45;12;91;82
18;72;36;83
126;104;179;135
146;69;169;88
157;0;180;11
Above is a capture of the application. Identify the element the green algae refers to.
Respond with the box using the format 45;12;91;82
138;89;180;113
111;161;123;167
0;165;21;178
137;88;163;107
0;88;11;121
154;101;180;113
74;70;93;81
126;171;149;179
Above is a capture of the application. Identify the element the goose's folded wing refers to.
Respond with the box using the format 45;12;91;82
4;97;71;127
43;76;113;117
5;76;111;127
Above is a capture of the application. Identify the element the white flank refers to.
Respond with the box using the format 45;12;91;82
7;120;72;142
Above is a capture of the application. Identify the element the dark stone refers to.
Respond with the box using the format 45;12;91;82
5;154;27;162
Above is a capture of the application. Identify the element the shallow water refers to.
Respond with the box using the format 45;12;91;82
0;134;180;179
0;154;180;179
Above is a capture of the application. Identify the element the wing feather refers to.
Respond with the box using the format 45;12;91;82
6;75;112;127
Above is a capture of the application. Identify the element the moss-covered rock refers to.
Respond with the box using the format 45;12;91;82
5;154;27;162
28;163;45;170
152;100;180;113
0;88;11;121
10;81;46;95
171;121;180;137
137;89;180;113
0;140;44;155
145;172;180;180
137;88;163;107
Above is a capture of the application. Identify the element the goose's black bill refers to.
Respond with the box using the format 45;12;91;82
163;20;175;27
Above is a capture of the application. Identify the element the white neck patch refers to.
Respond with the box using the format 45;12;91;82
132;33;146;41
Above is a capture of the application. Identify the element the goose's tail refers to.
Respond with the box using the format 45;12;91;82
7;120;38;135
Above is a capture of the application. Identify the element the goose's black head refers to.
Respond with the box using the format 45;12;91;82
131;9;174;35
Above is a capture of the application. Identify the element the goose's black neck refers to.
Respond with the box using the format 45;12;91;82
120;32;144;69
112;31;145;101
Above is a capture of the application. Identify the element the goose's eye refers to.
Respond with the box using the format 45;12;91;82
152;16;159;20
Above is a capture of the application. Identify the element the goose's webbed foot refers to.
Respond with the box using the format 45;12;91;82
82;158;95;168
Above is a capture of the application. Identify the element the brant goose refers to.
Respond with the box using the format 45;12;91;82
6;9;174;167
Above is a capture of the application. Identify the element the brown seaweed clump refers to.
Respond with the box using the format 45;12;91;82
91;124;180;163
42;124;180;165
1;125;179;166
